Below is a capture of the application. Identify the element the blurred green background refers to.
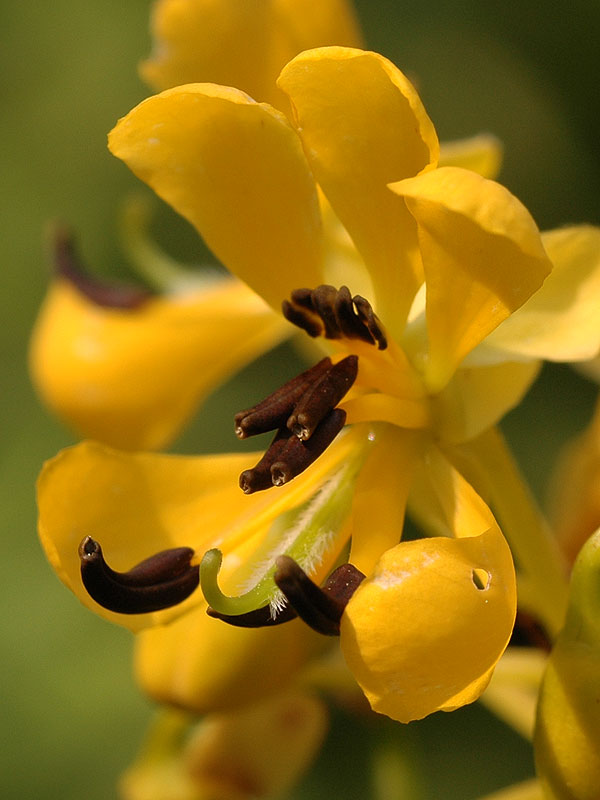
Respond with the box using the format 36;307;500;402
2;1;599;797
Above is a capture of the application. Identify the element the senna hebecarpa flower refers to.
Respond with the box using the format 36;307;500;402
37;46;600;724
29;0;363;452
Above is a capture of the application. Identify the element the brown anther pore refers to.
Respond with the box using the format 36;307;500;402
274;556;366;636
53;225;152;309
282;285;387;350
234;358;332;439
236;351;358;492
78;536;199;614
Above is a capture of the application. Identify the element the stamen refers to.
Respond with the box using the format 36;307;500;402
287;355;358;441
207;602;298;628
274;556;366;636
282;286;323;337
239;427;291;494
271;408;346;487
53;225;152;309
333;285;376;345
78;536;199;614
234;357;332;439
282;285;387;350
353;295;388;350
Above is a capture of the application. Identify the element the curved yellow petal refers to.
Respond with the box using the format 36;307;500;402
480;225;600;363
109;84;323;310
135;603;326;713
141;0;362;109
392;167;552;390
37;441;264;630
30;277;288;450
37;429;360;631
432;359;541;443
348;428;421;575
278;47;439;332
439;133;503;179
341;448;516;722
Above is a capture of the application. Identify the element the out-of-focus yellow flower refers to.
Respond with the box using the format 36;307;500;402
120;692;327;800
549;392;600;566
31;267;288;450
38;45;600;726
534;528;600;800
141;0;363;108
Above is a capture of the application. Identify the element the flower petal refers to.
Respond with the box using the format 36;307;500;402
341;448;516;722
439;133;503;179
108;84;323;310
432;359;541;443
392;167;552;390
38;429;360;631
30;277;288;450
348;428;421;575
121;693;327;800
135;603;326;713
140;0;362;108
37;441;263;630
278;47;439;331
478;225;600;363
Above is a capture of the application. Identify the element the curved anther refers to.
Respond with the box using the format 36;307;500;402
207;602;298;628
53;225;152;309
78;536;199;614
274;556;366;636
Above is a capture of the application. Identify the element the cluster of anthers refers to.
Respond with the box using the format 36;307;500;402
79;286;387;635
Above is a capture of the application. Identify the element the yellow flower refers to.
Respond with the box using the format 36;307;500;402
29;0;362;452
29;0;505;454
38;45;600;727
120;692;328;800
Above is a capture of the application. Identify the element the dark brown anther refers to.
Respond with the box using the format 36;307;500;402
333;285;376;345
206;602;298;628
281;298;323;337
234;358;332;439
283;285;387;350
239;427;292;494
287;355;358;440
353;295;387;350
271;408;346;487
78;536;199;614
311;284;343;339
52;225;152;309
274;556;366;636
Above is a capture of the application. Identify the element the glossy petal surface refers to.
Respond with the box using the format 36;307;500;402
341;449;516;722
392;167;552;389
30;277;288;450
279;47;439;330
109;84;323;310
